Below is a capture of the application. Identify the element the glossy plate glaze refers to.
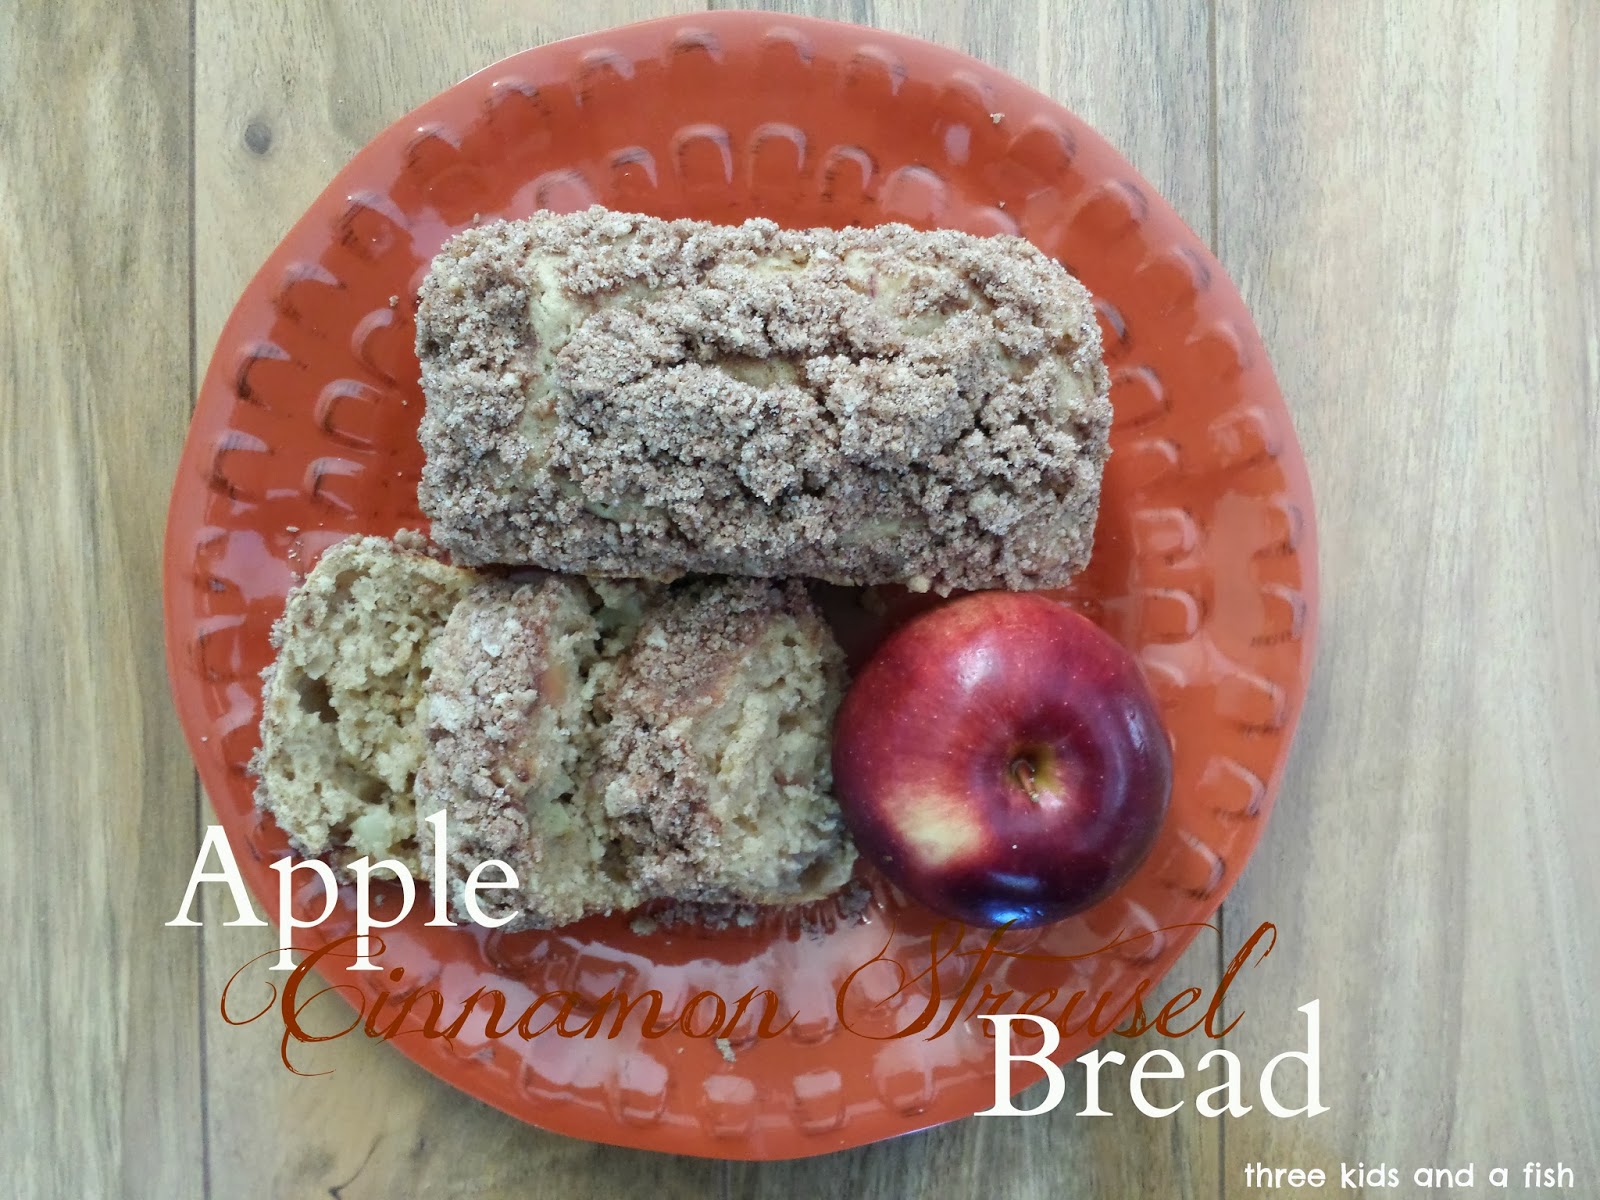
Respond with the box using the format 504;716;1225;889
164;12;1318;1160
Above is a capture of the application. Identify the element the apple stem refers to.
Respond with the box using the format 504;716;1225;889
1012;756;1042;803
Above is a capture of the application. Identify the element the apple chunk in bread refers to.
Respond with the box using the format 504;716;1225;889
830;592;1172;928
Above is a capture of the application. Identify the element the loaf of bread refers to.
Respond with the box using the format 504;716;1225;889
252;536;855;925
415;208;1111;594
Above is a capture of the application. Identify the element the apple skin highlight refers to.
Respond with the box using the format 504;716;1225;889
831;592;1173;928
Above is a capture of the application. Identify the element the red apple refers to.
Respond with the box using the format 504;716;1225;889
831;592;1171;928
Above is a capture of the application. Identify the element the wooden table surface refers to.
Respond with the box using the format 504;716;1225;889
4;1;1597;1196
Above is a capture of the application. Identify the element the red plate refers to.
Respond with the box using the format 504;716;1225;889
165;12;1317;1160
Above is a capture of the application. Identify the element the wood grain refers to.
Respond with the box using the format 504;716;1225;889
0;3;202;1199
1214;0;1600;1191
5;0;1598;1195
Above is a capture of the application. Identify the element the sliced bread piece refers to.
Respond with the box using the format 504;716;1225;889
590;578;858;910
413;576;653;928
250;533;473;870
